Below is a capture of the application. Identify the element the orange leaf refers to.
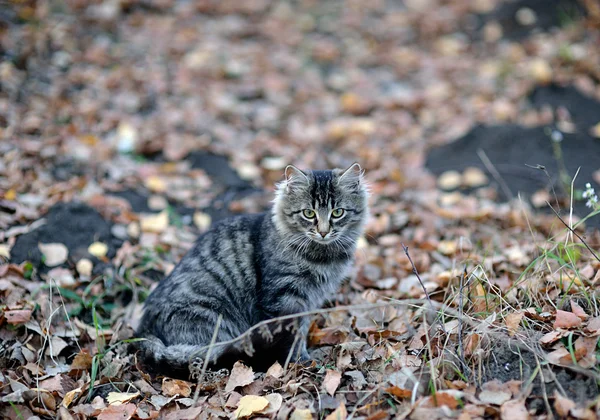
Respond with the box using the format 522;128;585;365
385;386;412;399
505;312;524;336
570;300;589;320
5;309;32;325
70;351;93;373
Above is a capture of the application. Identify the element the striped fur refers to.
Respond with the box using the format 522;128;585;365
135;164;369;377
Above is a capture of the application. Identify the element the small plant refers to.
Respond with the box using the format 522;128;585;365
582;183;599;210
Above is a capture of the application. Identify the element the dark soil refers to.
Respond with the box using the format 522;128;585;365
10;202;122;272
475;0;586;40
425;84;600;228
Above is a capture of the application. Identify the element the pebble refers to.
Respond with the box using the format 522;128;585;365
516;7;537;26
529;59;552;85
76;259;93;277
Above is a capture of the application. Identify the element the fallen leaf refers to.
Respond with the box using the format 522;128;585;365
266;362;284;379
88;242;108;258
570;300;589;320
586;316;600;334
260;393;283;415
62;387;82;408
539;330;564;345
193;212;211;231
70;351;93;373
76;259;93;277
325;402;347;420
291;408;314;420
97;402;136;420
145;175;167;193
233;395;269;418
106;392;139;405
385;386;412;399
554;310;582;329
505;312;524;336
554;391;575;417
500;399;529;420
161;378;191;397
38;242;69;266
140;211;169;233
225;361;255;393
323;369;342;396
5;309;32;325
479;390;511;405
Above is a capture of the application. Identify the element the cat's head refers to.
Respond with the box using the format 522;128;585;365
273;164;369;247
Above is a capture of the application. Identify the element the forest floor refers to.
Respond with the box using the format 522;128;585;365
2;0;600;419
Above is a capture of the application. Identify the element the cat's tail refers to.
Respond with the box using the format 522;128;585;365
133;336;215;378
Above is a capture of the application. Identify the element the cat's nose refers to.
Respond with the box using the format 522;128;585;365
319;231;327;238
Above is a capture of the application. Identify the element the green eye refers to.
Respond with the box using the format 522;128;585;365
303;209;316;218
331;208;345;218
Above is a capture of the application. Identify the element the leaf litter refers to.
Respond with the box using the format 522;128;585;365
1;0;600;419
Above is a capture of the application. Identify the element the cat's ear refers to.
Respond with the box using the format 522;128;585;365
285;165;308;182
338;163;363;185
284;165;309;191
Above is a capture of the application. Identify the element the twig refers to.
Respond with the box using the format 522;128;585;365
401;243;434;311
457;267;468;381
477;148;514;201
546;201;600;264
193;314;222;404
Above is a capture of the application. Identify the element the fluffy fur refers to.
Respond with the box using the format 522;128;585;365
135;164;369;377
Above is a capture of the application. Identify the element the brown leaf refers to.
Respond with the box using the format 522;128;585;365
70;351;93;373
62;387;83;408
505;312;524;336
385;386;412;399
5;309;32;324
265;362;284;379
97;403;136;420
554;391;575;417
570;300;589;320
260;393;283;415
586;316;600;334
539;330;564;346
225;361;255;393
324;402;347;420
500;399;529;420
323;369;342;396
161;378;192;398
106;392;139;405
554;310;582;329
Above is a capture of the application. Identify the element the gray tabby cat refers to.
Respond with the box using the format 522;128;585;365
135;164;368;377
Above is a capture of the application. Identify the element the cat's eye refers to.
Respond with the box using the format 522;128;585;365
303;209;316;219
331;208;345;218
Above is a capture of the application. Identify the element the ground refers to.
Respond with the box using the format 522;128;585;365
1;0;600;419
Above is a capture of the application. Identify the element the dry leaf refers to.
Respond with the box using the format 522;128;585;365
266;362;284;379
38;242;69;266
570;300;589;320
554;310;582;329
193;212;211;231
554;391;575;417
505;312;524;336
161;378;191;397
291;408;314;420
140;211;169;233
500;399;529;420
88;242;108;258
76;259;93;277
70;351;93;373
145;175;167;193
260;393;283;415
539;330;564;345
5;309;32;325
225;361;255;393
106;392;139;405
325;402;347;420
323;369;342;396
385;386;412;399
97;402;136;420
479;390;511;405
62;388;82;408
586;316;600;334
233;395;269;418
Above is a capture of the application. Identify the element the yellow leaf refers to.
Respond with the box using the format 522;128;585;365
145;175;167;193
290;408;314;420
62;387;82;408
140;211;169;233
88;242;108;258
106;391;139;405
5;189;16;200
234;395;269;418
325;402;347;420
193;212;211;231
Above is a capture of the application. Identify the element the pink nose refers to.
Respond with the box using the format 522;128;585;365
319;231;327;238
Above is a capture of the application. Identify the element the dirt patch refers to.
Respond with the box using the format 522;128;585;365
10;201;122;272
425;84;600;228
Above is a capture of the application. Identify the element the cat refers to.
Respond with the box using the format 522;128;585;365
134;163;369;377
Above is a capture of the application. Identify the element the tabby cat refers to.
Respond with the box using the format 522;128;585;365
135;164;369;376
